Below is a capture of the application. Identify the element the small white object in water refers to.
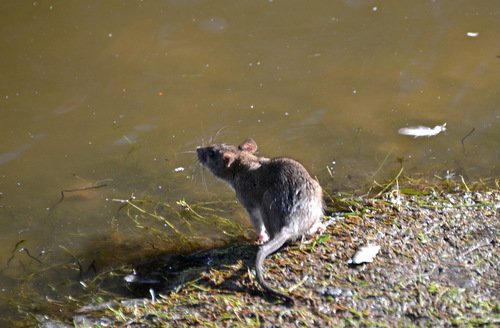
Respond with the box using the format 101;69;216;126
347;244;381;264
124;274;137;283
466;32;479;37
398;123;447;138
149;288;156;303
174;167;185;172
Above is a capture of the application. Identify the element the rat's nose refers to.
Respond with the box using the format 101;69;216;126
196;147;205;161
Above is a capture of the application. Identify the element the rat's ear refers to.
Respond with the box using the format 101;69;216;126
223;152;236;168
238;138;258;153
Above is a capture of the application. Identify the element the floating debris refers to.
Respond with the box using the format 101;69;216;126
398;123;447;138
466;32;479;37
174;167;185;172
149;288;156;304
124;273;161;285
348;244;381;265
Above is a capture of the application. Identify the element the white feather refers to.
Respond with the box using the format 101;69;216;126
398;123;447;138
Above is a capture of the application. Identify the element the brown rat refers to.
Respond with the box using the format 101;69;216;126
196;138;324;305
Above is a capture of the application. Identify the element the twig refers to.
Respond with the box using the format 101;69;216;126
6;240;26;265
19;247;43;264
48;183;108;216
375;166;404;198
459;175;470;192
372;149;394;177
462;242;490;257
59;245;84;275
59;184;108;202
461;127;475;153
288;275;309;292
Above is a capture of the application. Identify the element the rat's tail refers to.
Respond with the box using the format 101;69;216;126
255;230;295;306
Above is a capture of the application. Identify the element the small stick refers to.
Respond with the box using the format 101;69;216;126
59;184;108;202
462;242;490;257
460;175;471;192
288;275;309;292
375;166;404;198
461;127;475;153
87;259;97;274
59;245;84;275
372;149;394;177
48;183;108;216
6;240;26;265
19;247;43;264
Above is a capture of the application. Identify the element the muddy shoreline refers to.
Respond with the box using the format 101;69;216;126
30;180;500;327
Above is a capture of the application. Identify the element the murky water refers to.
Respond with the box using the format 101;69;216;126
0;0;499;322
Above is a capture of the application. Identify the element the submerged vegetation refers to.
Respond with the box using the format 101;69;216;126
5;175;500;327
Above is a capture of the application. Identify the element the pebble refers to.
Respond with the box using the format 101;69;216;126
317;286;353;298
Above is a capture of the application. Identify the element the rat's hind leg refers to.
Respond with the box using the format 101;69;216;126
307;220;326;235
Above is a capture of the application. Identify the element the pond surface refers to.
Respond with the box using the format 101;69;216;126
0;0;498;323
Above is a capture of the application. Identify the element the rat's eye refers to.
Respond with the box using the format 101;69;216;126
208;149;216;158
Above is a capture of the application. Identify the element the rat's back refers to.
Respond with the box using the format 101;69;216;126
258;157;323;238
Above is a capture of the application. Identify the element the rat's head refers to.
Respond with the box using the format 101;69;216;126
197;139;258;179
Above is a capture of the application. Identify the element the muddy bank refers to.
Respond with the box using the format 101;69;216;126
32;182;500;327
